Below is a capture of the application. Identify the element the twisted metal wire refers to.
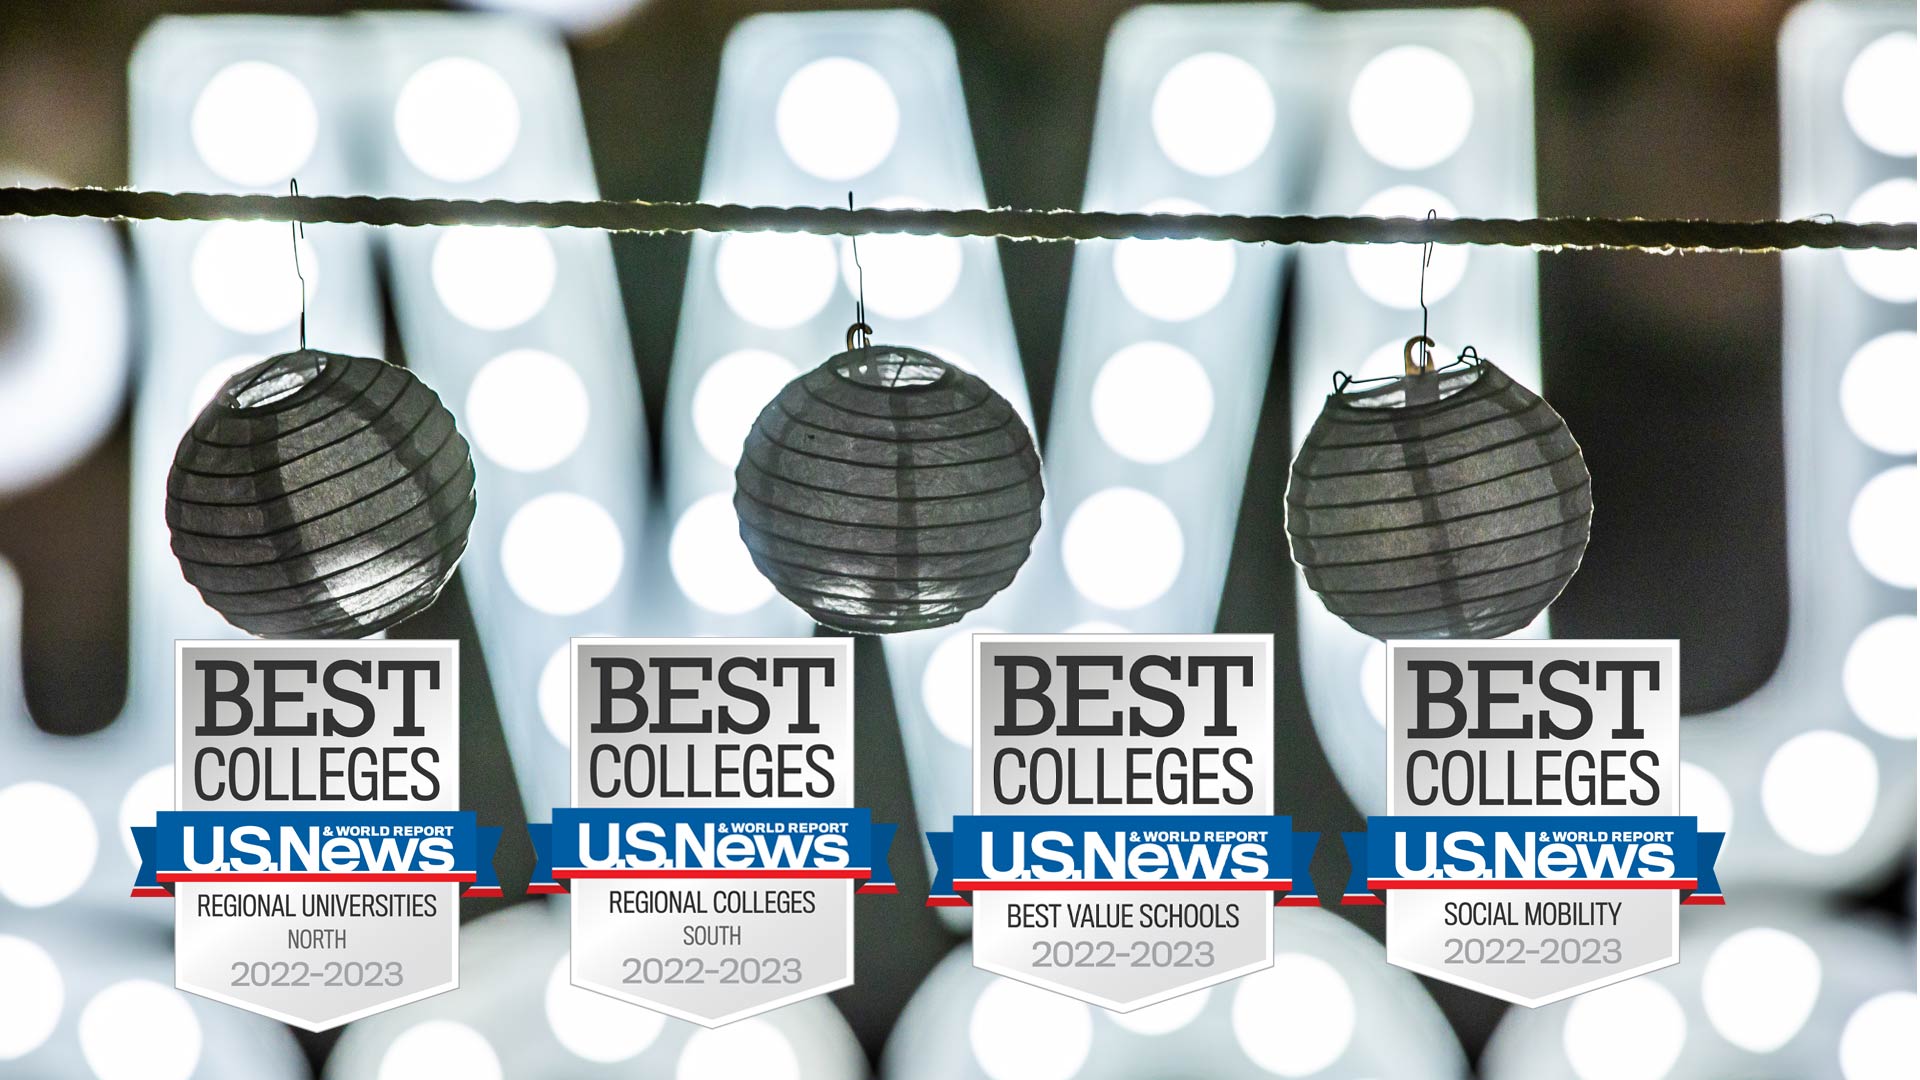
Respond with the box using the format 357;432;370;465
2;185;1912;251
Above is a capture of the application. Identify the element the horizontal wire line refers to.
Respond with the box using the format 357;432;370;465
1;186;1912;251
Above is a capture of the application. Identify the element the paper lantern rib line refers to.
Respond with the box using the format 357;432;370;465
167;349;477;638
735;344;1045;634
1287;359;1591;640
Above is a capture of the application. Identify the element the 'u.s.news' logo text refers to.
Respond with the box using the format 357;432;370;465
926;814;1319;907
1342;816;1723;905
131;811;501;896
527;807;897;894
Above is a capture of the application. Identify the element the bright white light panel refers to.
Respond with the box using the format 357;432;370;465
1651;0;1916;890
359;11;651;820
0;17;389;927
0;15;388;1077
665;8;1034;641
875;3;1323;916
1288;8;1545;814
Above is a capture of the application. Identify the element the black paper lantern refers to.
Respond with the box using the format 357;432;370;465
167;349;477;638
1286;352;1591;639
734;343;1044;634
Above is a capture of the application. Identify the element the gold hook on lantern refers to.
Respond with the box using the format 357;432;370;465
1403;335;1437;376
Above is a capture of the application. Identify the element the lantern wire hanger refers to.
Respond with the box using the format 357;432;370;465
1331;207;1483;395
290;177;309;352
845;190;874;355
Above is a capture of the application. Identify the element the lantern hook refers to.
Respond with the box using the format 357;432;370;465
1406;207;1439;374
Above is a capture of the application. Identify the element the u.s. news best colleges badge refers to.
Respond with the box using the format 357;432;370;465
133;641;500;1030
530;638;896;1027
1345;640;1724;1006
928;634;1318;1011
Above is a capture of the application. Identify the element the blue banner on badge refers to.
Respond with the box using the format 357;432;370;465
133;811;502;898
528;807;896;894
926;814;1318;907
1341;815;1722;905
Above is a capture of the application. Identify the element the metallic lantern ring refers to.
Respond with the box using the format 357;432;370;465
165;349;477;639
734;343;1044;634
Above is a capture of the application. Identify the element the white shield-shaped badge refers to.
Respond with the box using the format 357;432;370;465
133;641;498;1031
928;634;1319;1011
534;638;895;1027
1348;640;1723;1007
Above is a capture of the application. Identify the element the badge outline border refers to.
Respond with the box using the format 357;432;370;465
168;638;464;1032
563;635;859;1028
1380;637;1684;1008
966;631;1280;1012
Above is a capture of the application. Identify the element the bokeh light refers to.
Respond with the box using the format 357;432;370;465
1842;616;1918;739
1679;760;1734;837
544;956;663;1062
1847;465;1916;587
922;626;999;746
677;1019;801;1080
839;197;964;320
0;781;97;908
1349;45;1475;170
0;935;62;1060
776;58;899;182
1347;186;1466;308
394;57;521;183
1762;730;1878;855
500;493;625;615
1841;179;1918;303
692;350;799;465
1104;987;1209;1035
465;349;590;472
1839;332;1917;454
1699;927;1821;1052
1062;487;1185;610
1090;341;1214;464
378;1020;501;1080
1561;979;1686;1080
431;226;557;331
191;61;318;186
79;981;202;1080
1112;198;1236;321
1231;953;1357;1076
1842;33;1918;157
190;221;315;336
715;231;839;329
968;980;1093;1080
669;492;774;614
1150;52;1275;177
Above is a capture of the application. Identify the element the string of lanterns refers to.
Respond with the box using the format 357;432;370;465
162;191;1597;642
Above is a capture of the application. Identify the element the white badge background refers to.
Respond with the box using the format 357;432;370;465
568;637;855;1026
970;634;1275;1011
172;640;460;1030
1385;640;1680;1006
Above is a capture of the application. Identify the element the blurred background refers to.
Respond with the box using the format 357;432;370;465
0;1;1914;1079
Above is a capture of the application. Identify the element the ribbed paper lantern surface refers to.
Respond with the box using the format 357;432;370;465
1286;359;1590;639
167;350;477;638
734;344;1044;634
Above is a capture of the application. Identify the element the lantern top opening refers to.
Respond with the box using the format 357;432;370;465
1337;359;1487;411
831;345;951;391
221;349;331;411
